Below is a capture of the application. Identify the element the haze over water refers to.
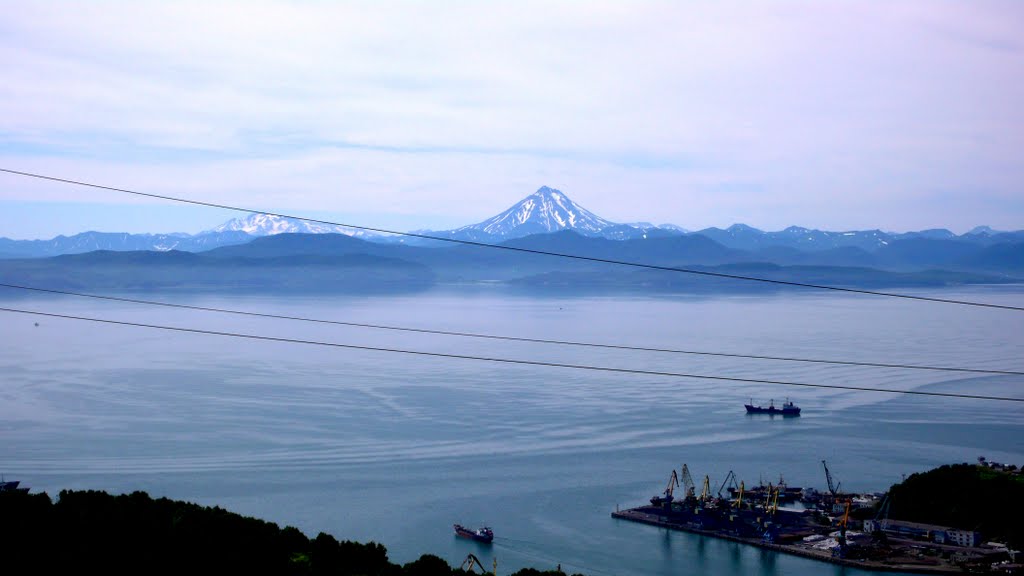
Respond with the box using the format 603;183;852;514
2;287;1022;576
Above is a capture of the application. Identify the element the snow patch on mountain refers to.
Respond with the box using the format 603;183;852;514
967;225;1000;236
209;213;374;238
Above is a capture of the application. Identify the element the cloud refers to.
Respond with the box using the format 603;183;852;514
1;0;1022;234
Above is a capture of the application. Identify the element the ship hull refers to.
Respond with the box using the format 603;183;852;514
453;524;493;543
745;405;800;416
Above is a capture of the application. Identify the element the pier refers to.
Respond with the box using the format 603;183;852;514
612;507;962;574
610;461;1012;574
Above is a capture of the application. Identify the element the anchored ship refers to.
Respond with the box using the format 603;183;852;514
0;478;29;493
745;398;800;416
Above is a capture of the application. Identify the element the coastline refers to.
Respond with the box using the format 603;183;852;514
611;508;961;575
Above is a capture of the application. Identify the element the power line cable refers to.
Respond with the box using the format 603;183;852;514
2;306;1020;403
2;282;1021;377
2;167;1021;312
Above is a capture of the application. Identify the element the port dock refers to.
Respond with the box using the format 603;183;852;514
611;507;961;574
612;462;1005;574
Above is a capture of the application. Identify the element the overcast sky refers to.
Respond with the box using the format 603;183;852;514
1;1;1021;239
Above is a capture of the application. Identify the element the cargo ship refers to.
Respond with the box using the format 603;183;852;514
453;524;494;543
0;478;29;493
745;398;800;416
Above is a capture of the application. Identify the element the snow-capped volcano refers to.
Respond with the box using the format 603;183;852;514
452;186;619;240
209;213;373;238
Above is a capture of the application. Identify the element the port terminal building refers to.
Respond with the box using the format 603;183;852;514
863;519;982;547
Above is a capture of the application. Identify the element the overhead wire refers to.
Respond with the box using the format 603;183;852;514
2;306;1021;403
2;282;1021;377
1;167;1021;311
5;170;1019;569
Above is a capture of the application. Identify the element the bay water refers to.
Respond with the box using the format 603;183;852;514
2;286;1022;575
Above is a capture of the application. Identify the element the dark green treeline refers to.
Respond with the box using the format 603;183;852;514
0;489;579;576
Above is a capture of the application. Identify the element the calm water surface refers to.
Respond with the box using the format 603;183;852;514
2;287;1023;575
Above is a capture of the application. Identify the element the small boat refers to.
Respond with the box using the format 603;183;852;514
454;524;494;543
745;398;800;416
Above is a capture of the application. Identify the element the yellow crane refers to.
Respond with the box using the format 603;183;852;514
699;475;711;502
651;469;680;507
825;497;853;559
838;498;852;544
733;481;745;508
667;468;680;498
762;483;774;512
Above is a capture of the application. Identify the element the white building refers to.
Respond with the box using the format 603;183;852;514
946;528;982;547
863;519;981;547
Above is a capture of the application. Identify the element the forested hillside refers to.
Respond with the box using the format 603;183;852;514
0;489;575;576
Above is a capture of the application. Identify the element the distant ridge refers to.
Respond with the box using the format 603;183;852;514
0;230;255;258
1;183;1021;258
4;232;1015;295
209;213;375;238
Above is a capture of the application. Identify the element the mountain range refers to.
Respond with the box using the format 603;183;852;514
2;226;1018;295
0;185;1021;294
2;186;1020;259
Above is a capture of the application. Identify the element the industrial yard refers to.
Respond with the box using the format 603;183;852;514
612;462;1020;574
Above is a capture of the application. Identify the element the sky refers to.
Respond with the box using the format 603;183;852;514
1;1;1022;239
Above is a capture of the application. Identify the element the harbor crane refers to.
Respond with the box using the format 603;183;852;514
699;475;711;502
762;484;778;514
873;493;892;532
681;464;696;500
717;470;738;499
835;498;852;558
460;554;496;575
822;460;842;496
651;469;680;507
